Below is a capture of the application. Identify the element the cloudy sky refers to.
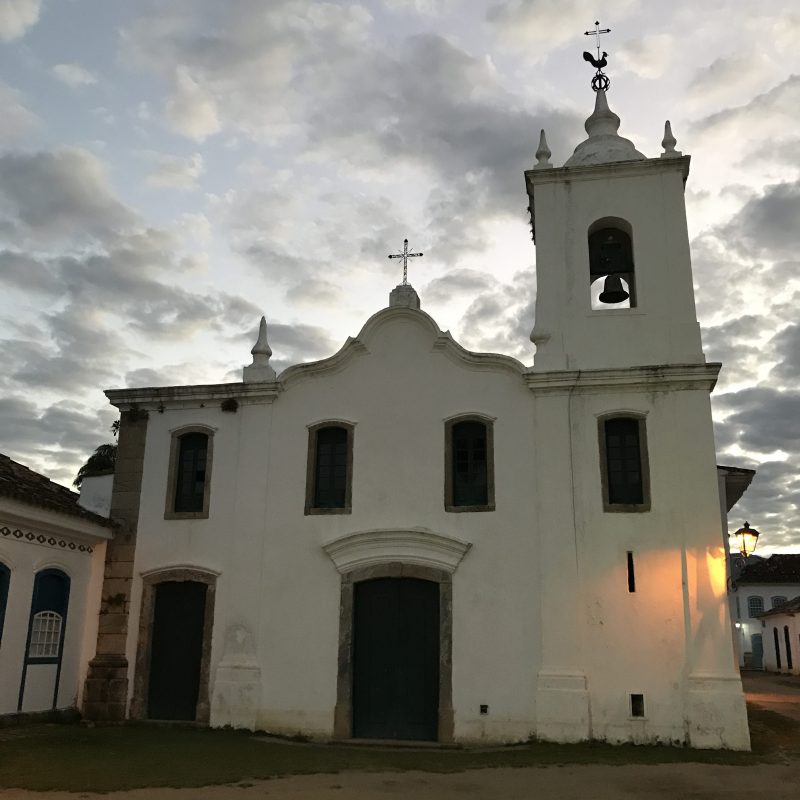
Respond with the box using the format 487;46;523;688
0;0;798;551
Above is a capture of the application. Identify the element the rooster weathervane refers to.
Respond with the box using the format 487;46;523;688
583;20;611;92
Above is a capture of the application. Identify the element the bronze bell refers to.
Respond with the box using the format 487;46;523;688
598;274;629;304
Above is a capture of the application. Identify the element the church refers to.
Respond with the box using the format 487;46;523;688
81;81;752;749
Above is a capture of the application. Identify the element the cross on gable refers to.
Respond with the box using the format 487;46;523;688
387;238;423;285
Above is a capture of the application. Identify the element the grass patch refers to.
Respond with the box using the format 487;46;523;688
0;704;796;793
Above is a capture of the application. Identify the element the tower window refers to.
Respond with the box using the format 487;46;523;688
589;225;636;309
306;422;354;514
445;416;495;512
598;415;650;512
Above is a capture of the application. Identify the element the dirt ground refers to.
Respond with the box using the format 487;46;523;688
2;672;798;799
2;763;800;800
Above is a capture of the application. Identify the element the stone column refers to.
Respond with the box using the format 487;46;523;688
82;409;148;721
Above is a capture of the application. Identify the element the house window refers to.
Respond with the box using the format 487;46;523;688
28;611;63;658
0;562;9;644
445;417;495;512
165;427;214;519
598;415;650;511
305;423;354;514
589;222;636;309
26;569;70;664
747;596;764;618
784;626;794;671
771;596;787;609
774;627;782;670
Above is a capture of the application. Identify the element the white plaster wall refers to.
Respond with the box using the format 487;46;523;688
761;614;800;675
530;161;704;372
0;537;100;714
78;474;114;517
128;311;541;740
731;584;800;667
123;307;746;747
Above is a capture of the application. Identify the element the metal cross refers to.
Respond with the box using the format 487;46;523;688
387;238;423;285
584;20;611;60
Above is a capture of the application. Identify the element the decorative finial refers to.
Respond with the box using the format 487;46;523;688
583;20;611;92
243;316;276;383
387;238;423;286
534;129;552;169
660;120;682;158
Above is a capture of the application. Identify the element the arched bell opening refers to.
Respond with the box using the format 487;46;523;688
588;219;636;309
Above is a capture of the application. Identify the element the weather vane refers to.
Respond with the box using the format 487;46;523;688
583;20;611;92
387;238;423;286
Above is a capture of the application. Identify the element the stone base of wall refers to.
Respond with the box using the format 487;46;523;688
82;654;129;721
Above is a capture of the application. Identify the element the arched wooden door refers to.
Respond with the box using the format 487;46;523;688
352;577;439;741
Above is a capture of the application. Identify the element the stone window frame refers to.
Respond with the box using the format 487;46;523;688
333;562;454;743
444;413;496;513
304;420;355;516
597;411;651;513
588;216;637;310
164;425;216;520
130;567;218;724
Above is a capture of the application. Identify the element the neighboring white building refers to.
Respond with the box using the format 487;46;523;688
757;596;800;675
730;554;800;670
82;87;751;750
0;454;113;716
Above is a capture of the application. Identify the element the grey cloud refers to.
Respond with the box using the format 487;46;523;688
0;149;136;245
722;180;800;260
715;387;800;453
423;269;495;303
769;324;800;381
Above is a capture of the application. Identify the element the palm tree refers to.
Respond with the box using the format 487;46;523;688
73;443;117;488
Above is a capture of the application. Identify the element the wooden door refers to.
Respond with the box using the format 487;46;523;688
353;578;439;741
147;581;207;721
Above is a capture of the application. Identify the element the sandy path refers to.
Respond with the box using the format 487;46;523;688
3;763;800;800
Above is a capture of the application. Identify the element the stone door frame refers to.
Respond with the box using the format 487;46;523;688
130;567;217;723
333;562;454;742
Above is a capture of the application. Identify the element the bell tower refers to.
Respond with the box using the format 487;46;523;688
526;90;705;371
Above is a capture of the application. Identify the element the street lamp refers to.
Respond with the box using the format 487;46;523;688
730;521;760;559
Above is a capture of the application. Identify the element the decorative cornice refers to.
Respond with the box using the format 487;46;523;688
524;362;721;394
1;524;94;554
526;154;691;192
322;527;472;574
432;332;525;375
279;337;370;389
105;381;280;409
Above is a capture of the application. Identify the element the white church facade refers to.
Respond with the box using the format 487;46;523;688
82;88;751;750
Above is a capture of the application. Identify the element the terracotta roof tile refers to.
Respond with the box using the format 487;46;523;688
0;453;114;528
736;554;800;585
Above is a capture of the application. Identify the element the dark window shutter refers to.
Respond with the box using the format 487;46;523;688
175;433;208;512
314;426;348;508
452;421;488;506
605;417;643;505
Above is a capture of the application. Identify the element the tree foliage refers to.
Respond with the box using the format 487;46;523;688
73;443;117;488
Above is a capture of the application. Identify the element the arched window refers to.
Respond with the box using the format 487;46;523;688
165;427;214;519
773;627;782;670
771;596;787;609
588;221;636;309
306;423;354;514
445;417;495;511
598;415;650;511
747;596;764;618
26;569;70;664
0;562;9;644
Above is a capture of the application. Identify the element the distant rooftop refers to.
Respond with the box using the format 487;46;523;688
736;554;800;585
0;452;114;528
